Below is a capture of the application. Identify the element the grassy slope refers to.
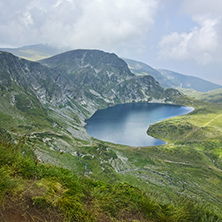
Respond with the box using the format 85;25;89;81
2;99;221;220
0;128;221;222
0;83;57;134
44;100;222;217
179;88;222;103
145;102;222;212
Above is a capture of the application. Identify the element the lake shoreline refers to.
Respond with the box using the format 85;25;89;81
85;103;194;147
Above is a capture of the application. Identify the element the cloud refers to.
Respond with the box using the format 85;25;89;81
181;0;222;16
158;2;222;65
0;0;159;52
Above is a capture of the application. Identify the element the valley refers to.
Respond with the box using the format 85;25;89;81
0;48;222;221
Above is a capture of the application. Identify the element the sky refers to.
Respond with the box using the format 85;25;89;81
0;0;222;84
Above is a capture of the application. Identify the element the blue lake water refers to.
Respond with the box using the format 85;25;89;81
84;103;194;147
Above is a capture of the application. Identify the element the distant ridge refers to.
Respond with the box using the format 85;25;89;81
124;58;222;92
158;69;222;92
0;44;62;61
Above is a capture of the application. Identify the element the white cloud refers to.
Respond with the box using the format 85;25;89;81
41;0;159;52
158;32;191;60
21;11;33;27
158;15;222;65
0;0;159;52
181;0;222;16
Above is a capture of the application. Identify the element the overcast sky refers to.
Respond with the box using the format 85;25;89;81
0;0;221;84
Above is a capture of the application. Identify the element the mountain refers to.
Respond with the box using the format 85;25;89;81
124;58;222;92
0;50;90;141
158;69;222;92
4;44;221;93
124;58;173;88
39;49;182;107
0;49;182;139
0;44;62;61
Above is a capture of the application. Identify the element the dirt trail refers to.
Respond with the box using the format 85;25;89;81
176;114;222;141
203;114;222;127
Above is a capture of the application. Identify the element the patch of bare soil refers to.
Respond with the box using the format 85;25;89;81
0;197;64;222
0;180;64;222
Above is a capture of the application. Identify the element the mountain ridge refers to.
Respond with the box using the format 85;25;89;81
1;44;220;93
124;58;222;92
0;44;62;61
39;49;182;107
158;68;222;92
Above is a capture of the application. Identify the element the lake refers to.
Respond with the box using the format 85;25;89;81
84;103;194;147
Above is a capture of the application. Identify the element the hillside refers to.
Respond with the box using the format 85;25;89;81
179;88;222;103
1;49;222;220
1;131;220;221
124;58;222;92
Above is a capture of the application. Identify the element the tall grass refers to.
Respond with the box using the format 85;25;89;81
0;131;221;221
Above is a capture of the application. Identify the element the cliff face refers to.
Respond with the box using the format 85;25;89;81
0;51;64;104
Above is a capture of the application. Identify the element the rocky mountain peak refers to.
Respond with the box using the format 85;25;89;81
40;49;133;78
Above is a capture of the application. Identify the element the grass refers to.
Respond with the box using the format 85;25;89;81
0;127;221;221
141;102;222;210
32;101;222;217
179;88;222;103
0;83;58;135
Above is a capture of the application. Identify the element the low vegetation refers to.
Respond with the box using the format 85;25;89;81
0;129;221;222
1;92;222;221
178;88;222;103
